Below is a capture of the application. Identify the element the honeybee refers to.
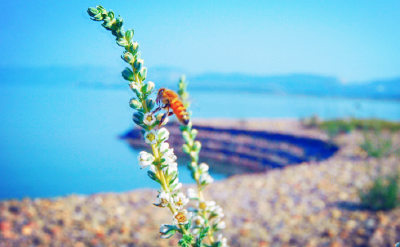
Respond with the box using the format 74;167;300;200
152;88;190;126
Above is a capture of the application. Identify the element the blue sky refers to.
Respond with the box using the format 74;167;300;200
1;0;399;82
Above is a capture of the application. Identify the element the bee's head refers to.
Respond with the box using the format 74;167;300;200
156;88;165;105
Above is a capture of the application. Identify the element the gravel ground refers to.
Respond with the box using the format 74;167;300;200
1;119;399;247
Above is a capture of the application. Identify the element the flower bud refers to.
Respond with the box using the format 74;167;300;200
191;129;198;139
101;17;112;29
115;16;123;28
97;5;107;15
193;141;201;152
159;224;176;239
190;151;199;162
129;98;142;109
87;7;99;17
121;67;134;81
143;81;155;94
128;41;139;55
199;163;209;173
200;173;213;186
133;58;144;71
107;10;115;19
182;131;191;144
214;221;226;230
125;29;134;41
157;127;170;142
129;82;142;98
122;51;134;64
187;188;197;199
138;67;147;81
116;37;129;47
182;144;191;154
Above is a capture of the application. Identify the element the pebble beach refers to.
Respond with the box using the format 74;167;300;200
1;119;400;247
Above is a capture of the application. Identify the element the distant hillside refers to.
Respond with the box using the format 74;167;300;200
0;66;399;100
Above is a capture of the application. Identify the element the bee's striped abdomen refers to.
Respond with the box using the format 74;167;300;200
170;98;189;125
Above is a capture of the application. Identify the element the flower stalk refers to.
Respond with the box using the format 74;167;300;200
87;5;193;245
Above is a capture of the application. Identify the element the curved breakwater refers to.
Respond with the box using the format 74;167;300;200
120;120;338;173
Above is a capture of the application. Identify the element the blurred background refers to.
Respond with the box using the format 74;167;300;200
1;1;400;246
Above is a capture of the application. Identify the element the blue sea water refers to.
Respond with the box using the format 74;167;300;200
0;84;399;200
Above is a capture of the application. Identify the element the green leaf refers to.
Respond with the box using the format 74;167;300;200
179;125;189;132
178;234;194;247
121;67;134;81
147;171;160;183
145;98;155;111
184;219;191;231
196;226;209;247
168;172;178;184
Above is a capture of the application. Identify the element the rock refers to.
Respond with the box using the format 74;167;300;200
346;220;357;230
331;209;341;219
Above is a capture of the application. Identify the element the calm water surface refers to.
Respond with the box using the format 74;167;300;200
0;84;399;199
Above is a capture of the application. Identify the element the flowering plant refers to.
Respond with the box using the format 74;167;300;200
87;5;228;247
178;76;228;246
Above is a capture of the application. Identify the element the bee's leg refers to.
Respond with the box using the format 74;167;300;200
151;106;162;114
158;107;172;127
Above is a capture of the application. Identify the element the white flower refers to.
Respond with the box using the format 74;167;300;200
192;215;205;227
187;188;197;199
159;224;175;239
199;163;209;173
170;178;182;191
199;173;214;185
198;200;216;211
156;113;169;126
156;191;171;207
217;234;229;247
173;193;189;210
163;162;178;175
138;151;155;169
210;205;224;218
215;221;226;230
157;127;170;142
159;142;170;153
173;209;191;225
161;149;177;165
143;113;156;125
144;130;157;145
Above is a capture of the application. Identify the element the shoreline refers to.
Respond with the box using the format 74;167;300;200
1;119;400;246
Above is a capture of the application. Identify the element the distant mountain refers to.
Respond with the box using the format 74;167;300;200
187;73;400;100
0;66;399;100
